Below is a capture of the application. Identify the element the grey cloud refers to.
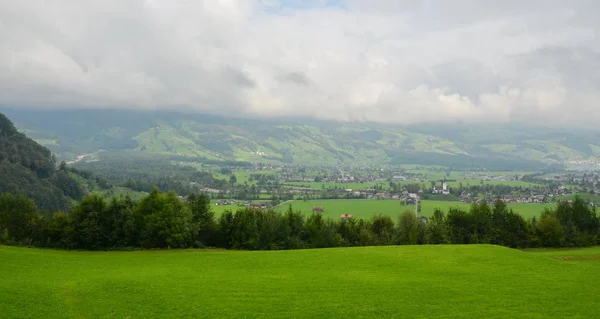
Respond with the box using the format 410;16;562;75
429;59;498;101
279;72;310;86
0;0;599;127
223;66;256;88
503;46;600;90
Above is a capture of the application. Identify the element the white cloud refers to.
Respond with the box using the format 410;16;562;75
0;0;598;127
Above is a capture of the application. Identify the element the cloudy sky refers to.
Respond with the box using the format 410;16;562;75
1;0;598;126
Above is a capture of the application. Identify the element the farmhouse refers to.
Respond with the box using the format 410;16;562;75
217;199;237;206
401;192;419;205
259;202;270;209
247;202;271;210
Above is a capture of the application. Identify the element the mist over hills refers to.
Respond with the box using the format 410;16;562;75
3;108;599;170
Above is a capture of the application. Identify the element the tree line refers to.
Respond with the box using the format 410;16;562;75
0;190;598;250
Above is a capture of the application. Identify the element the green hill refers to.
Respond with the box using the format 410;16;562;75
0;113;86;211
4;108;600;169
1;244;599;318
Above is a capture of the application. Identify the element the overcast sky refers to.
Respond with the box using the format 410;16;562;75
1;0;598;126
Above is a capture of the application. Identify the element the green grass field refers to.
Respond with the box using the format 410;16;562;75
557;193;600;203
281;179;539;191
1;245;599;318
282;181;386;190
233;170;280;184
445;179;541;188
276;199;553;220
277;199;411;219
210;200;270;215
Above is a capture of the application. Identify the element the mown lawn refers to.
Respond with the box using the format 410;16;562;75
1;245;599;318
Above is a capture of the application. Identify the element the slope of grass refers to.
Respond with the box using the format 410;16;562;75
1;245;599;318
526;246;600;262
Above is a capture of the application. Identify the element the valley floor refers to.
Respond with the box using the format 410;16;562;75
1;245;599;318
212;199;554;220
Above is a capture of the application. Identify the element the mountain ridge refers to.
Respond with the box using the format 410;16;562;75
3;108;599;170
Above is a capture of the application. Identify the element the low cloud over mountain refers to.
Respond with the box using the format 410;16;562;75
1;0;598;127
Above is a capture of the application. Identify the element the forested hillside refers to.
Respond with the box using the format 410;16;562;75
0;113;84;211
72;150;230;194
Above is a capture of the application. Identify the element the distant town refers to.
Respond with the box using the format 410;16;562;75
172;162;600;208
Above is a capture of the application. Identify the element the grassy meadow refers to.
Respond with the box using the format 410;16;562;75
276;199;553;220
280;179;540;191
277;199;409;219
1;244;599;318
282;181;388;190
228;168;544;190
557;193;600;203
210;199;271;215
444;179;541;188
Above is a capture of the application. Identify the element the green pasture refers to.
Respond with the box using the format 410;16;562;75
276;199;554;220
232;169;281;184
209;199;270;215
1;245;599;318
282;181;385;190
445;179;541;188
228;168;544;191
557;193;600;203
277;199;408;219
282;179;540;191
